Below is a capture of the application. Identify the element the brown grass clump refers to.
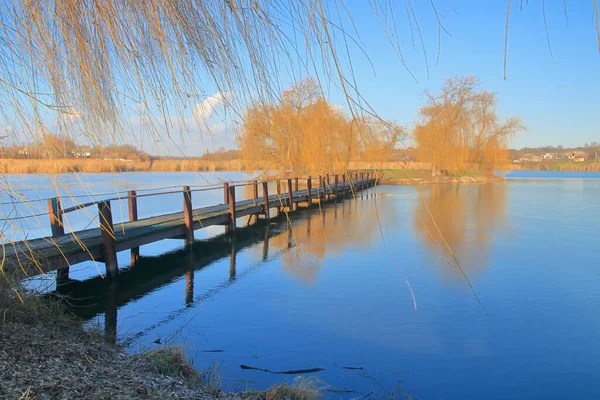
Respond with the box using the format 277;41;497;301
140;347;200;383
244;378;322;400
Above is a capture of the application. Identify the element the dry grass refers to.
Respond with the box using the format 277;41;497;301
0;275;322;399
243;378;322;400
0;158;258;174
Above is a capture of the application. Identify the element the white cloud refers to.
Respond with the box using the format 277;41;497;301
193;92;230;124
330;103;345;115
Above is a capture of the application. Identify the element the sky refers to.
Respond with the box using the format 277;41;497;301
3;0;598;156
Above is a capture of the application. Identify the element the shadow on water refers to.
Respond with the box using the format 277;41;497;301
55;192;382;342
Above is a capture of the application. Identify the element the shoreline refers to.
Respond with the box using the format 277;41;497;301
379;174;503;185
0;301;316;399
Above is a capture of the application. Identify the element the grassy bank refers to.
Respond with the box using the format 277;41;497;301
375;169;503;185
0;279;319;399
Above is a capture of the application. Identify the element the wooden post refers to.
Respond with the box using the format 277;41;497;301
98;200;118;279
294;177;299;192
183;186;194;245
319;175;324;199
262;181;270;219
48;197;65;236
227;185;237;233
253;180;259;200
128;190;139;264
223;182;230;204
342;173;347;195
287;178;294;211
334;174;339;199
326;174;331;200
48;197;68;285
276;179;281;217
307;176;312;205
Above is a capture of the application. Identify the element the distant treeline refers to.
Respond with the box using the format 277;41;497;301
0;134;152;161
509;144;600;160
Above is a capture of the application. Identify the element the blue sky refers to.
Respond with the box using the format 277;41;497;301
4;1;597;156
333;1;599;150
184;0;598;155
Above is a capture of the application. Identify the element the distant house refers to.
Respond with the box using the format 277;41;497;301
568;150;587;162
72;147;92;158
543;153;559;160
520;153;542;163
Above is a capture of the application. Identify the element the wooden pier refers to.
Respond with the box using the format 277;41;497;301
3;173;376;281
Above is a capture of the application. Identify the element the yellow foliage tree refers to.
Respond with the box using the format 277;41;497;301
240;78;404;175
415;76;524;176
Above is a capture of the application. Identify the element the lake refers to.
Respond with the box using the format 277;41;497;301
3;171;600;399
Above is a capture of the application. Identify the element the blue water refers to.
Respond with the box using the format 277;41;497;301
499;169;600;180
5;172;600;399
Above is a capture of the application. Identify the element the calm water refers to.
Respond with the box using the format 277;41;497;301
4;172;600;399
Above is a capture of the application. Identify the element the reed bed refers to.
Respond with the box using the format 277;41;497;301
0;159;256;174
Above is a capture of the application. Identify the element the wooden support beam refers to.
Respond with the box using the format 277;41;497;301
287;178;294;211
98;200;118;279
128;190;140;264
48;197;65;237
223;182;230;204
262;181;270;219
183;186;194;245
334;174;339;198
294;177;299;192
326;174;331;200
253;180;259;200
227;185;237;233
307;176;312;205
319;175;324;199
276;179;281;217
48;197;69;286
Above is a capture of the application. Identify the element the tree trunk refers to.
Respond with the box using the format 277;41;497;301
431;159;436;177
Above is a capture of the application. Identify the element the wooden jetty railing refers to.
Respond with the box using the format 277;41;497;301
3;172;378;281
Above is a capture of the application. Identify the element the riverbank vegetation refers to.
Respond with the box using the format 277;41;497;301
0;277;319;399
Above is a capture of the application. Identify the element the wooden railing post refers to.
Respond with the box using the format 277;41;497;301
294;177;299;192
276;179;282;217
48;197;68;285
326;174;331;200
334;174;339;198
48;197;65;237
262;181;270;219
98;200;118;279
183;186;194;245
342;173;347;196
319;175;324;199
128;190;139;264
287;178;294;211
223;182;230;204
226;185;236;233
253;180;259;200
307;176;312;205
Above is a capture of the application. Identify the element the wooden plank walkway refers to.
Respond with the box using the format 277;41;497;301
3;174;376;279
